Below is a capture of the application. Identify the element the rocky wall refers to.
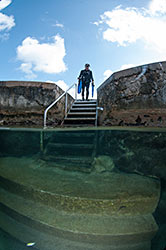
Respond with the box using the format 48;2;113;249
97;61;166;127
94;128;166;249
0;81;74;127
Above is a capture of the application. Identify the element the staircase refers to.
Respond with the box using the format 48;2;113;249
63;99;97;127
42;130;96;172
43;99;98;172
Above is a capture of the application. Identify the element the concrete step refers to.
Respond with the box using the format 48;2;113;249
43;155;93;162
67;112;96;117
64;99;97;126
48;131;95;144
62;124;96;128
64;121;95;126
44;142;94;157
70;107;96;112
42;155;93;172
63;99;97;127
46;142;94;149
50;131;96;136
75;99;97;105
0;187;156;250
64;117;96;122
67;115;96;119
2;210;133;250
0;156;160;248
0;157;160;215
72;103;97;108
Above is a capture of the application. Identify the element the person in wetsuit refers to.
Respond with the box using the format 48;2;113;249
78;63;94;101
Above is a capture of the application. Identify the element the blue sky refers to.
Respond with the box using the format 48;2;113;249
0;0;166;97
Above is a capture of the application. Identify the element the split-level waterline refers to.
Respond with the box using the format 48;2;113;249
0;126;166;250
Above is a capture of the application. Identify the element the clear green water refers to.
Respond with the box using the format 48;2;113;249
0;228;29;250
0;127;166;250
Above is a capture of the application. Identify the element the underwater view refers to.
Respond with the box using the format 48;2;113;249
0;127;166;250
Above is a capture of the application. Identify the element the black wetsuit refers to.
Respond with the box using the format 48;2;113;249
79;69;94;100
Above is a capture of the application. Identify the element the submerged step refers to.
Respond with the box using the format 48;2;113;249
0;157;160;214
45;142;94;151
0;157;160;250
43;155;93;163
44;142;94;157
46;142;94;149
48;132;96;144
0;188;158;249
41;155;93;172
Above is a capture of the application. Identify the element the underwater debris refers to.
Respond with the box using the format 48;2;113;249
26;242;36;247
92;155;115;173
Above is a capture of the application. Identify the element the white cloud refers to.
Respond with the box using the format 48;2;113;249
52;23;64;28
17;35;67;77
20;63;37;79
149;0;166;15
95;0;166;54
103;64;135;81
52;80;69;91
0;12;15;31
46;80;75;98
93;20;103;26
0;0;11;11
103;69;113;80
120;64;135;70
0;32;9;40
0;0;15;33
56;80;75;98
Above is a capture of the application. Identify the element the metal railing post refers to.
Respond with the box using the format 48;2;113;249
40;130;44;152
75;83;77;100
95;107;103;127
95;109;98;127
44;83;76;129
65;93;68;117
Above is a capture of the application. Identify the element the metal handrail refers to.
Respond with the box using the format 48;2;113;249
44;83;77;128
95;107;103;126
